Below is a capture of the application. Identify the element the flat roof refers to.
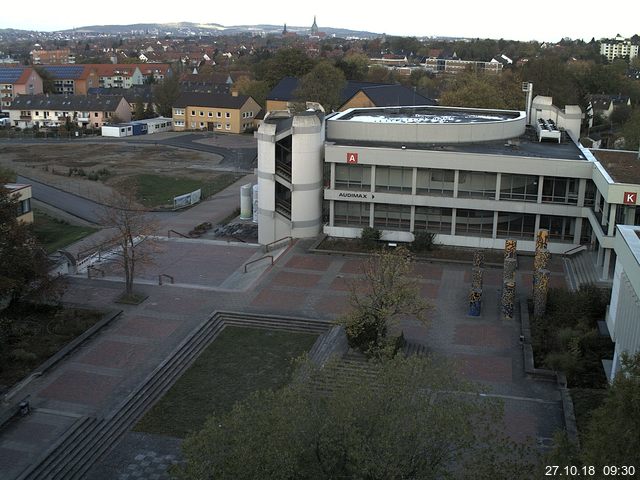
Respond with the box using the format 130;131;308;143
329;127;587;161
4;183;30;191
589;149;640;184
333;105;521;124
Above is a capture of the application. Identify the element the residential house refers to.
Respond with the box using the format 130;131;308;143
87;85;155;116
587;94;632;126
172;92;260;133
8;94;131;129
265;77;436;113
94;65;144;89
39;65;99;95
369;54;409;67
4;184;33;224
600;35;639;62
30;48;75;64
0;67;43;111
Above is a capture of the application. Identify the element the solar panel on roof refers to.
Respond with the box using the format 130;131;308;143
0;67;26;83
41;65;85;79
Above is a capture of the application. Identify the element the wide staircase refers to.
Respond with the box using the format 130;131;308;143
563;251;602;291
16;312;330;480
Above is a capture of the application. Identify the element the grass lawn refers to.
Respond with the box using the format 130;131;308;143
134;326;318;438
0;305;103;391
32;209;98;253
127;173;239;208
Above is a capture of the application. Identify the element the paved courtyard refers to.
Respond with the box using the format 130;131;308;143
0;229;569;478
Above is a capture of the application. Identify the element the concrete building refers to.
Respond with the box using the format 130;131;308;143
5;184;33;224
172;92;260;133
607;225;640;379
0;67;43;111
257;99;640;283
8;94;131;129
600;36;639;62
30;49;75;64
420;55;503;75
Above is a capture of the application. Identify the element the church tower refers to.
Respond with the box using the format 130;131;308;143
310;16;319;36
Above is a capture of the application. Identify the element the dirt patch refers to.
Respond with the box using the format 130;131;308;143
0;143;223;202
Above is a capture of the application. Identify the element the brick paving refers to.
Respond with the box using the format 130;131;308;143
0;221;573;478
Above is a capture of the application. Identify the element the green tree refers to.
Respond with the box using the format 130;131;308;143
338;247;429;358
152;75;181;117
336;53;370;81
144;101;156;119
235;78;270;109
133;100;145;120
0;183;63;310
254;48;315;88
294;61;346;112
34;66;55;94
440;71;523;110
176;355;537;480
622;108;640;150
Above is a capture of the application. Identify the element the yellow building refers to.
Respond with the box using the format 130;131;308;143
5;184;33;224
172;92;260;133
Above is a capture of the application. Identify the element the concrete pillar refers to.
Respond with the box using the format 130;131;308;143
577;178;586;207
537;175;544;203
534;214;541;234
574;217;583;244
369;202;375;227
495;173;501;201
608;204;617;236
329;200;334;226
330;162;335;189
370;165;376;193
411;167;417;196
597;244;604;266
602;249;612;280
492;211;499;238
602;200;609;227
450;209;457;236
595;189;601;213
453;170;460;198
410;205;415;232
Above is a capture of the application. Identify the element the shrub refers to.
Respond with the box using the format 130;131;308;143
10;348;37;362
360;226;381;248
412;230;436;252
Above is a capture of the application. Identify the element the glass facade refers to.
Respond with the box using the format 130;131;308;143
539;215;574;242
541;177;578;204
416;168;454;196
499;174;538;202
414;207;452;233
457;171;497;199
334;201;370;227
335;164;371;191
373;203;411;230
455;209;494;237
496;213;536;239
375;167;413;193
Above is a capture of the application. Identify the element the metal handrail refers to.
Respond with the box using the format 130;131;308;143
243;255;274;273
264;236;292;252
563;244;587;256
168;229;189;238
158;274;174;285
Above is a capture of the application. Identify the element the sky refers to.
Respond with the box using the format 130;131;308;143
2;0;638;42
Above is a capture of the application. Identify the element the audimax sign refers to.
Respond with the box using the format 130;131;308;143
338;192;369;199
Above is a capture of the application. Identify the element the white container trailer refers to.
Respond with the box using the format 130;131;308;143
101;124;133;137
135;117;173;134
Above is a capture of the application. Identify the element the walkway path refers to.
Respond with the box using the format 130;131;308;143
0;231;568;478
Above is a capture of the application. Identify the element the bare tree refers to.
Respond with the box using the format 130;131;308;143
97;189;158;299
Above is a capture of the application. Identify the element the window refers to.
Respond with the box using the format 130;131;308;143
217;112;221;118
216;123;222;129
208;112;213;117
17;198;31;216
455;209;494;237
373;203;411;231
174;120;184;126
190;122;196;128
335;164;371;191
457;171;497;199
94;112;99;117
496;213;536;239
199;111;204;116
414;207;452;233
225;112;230;118
35;111;39;116
375;166;412;193
416;169;454;196
199;122;205;128
191;110;196;116
539;215;574;242
226;123;230;130
584;180;596;207
541;177;578;204
499;174;538;202
334;201;370;227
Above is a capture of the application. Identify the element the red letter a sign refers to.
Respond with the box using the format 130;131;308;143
624;192;637;205
347;152;358;164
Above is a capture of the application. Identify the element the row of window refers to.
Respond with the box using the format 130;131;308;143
333;201;578;242
334;165;583;205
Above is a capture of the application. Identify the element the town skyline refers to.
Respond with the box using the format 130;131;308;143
2;0;638;42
